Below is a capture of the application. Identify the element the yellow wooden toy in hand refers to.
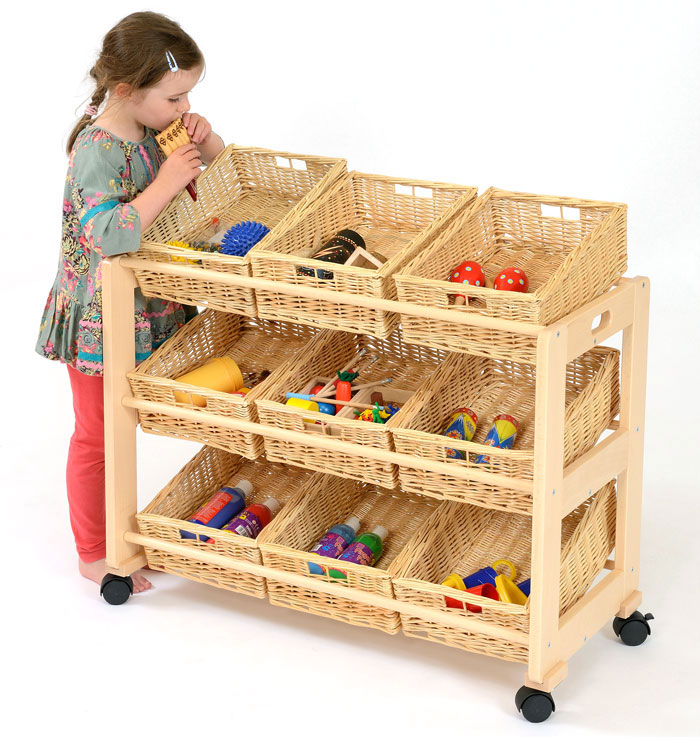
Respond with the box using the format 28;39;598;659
156;118;197;201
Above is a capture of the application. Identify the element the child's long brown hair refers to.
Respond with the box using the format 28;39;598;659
67;11;204;154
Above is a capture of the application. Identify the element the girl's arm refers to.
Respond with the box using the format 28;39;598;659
73;138;201;257
197;131;225;166
182;113;225;165
131;143;203;230
129;178;177;231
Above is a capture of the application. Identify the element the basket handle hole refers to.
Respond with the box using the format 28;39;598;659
591;310;612;337
414;186;434;198
394;183;433;198
274;156;307;171
540;204;580;220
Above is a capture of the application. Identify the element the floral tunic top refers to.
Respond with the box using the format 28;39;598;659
36;124;197;376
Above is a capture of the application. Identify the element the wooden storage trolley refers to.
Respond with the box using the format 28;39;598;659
99;202;651;723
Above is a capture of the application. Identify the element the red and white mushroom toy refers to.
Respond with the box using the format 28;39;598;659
493;266;529;293
449;261;487;305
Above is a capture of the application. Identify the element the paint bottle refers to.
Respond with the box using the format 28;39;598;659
218;497;281;539
308;516;362;574
180;480;252;541
330;525;388;579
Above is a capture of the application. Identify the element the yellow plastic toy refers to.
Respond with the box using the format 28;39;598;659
168;240;200;265
168;240;220;265
492;559;528;605
441;573;467;592
285;397;320;423
173;357;244;407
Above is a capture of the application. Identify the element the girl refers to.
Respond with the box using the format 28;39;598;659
36;12;225;593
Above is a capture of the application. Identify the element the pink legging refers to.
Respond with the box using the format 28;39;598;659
66;365;106;562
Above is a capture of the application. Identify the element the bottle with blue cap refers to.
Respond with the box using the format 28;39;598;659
308;516;362;575
180;479;252;542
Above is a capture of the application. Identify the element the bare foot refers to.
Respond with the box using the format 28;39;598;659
79;558;152;593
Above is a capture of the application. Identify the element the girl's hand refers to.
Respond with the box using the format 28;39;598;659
155;143;202;198
182;112;213;145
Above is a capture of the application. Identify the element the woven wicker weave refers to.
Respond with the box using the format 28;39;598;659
259;473;442;634
394;189;627;362
250;172;477;337
136;446;316;597
128;309;319;459
131;145;347;315
255;329;449;488
391;347;620;513
391;480;616;662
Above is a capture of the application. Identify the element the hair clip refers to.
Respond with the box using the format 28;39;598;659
84;104;98;117
165;50;179;73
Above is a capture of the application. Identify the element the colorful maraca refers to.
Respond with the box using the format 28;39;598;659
443;407;478;460
474;414;519;464
493;267;529;293
449;261;486;305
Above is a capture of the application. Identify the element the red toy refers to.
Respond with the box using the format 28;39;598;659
335;371;358;404
449;261;486;305
493;267;529;293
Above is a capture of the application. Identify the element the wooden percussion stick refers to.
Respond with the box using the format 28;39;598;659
317;376;392;398
350;378;393;391
337;348;369;377
315;348;369;397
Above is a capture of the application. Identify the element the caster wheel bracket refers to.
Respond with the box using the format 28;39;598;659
613;610;654;646
515;685;555;723
100;573;134;605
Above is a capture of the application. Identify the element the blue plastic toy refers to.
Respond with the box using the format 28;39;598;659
219;221;270;256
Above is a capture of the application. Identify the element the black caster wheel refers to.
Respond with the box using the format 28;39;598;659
613;610;654;646
515;685;555;723
100;573;134;605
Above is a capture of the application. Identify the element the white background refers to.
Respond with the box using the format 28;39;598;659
3;1;699;734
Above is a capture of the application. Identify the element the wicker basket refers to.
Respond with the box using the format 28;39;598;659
394;189;627;362
136;445;316;597
391;347;620;514
250;171;477;338
128;309;319;459
131;145;347;315
391;480;617;662
255;329;449;488
259;473;442;634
